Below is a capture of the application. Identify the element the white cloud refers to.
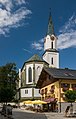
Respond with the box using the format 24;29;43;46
0;0;31;36
32;41;43;50
15;0;26;5
57;13;76;50
31;14;76;51
39;38;44;43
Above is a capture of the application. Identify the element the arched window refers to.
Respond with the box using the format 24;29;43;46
28;67;32;82
51;42;53;49
51;57;53;65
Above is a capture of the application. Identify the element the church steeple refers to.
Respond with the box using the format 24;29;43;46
43;12;59;68
47;12;54;35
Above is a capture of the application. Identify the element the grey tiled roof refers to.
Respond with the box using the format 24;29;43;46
44;67;76;79
26;54;44;62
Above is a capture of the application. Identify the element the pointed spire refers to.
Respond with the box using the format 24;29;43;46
47;10;54;35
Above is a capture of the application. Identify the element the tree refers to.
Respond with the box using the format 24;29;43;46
0;63;18;103
0;87;16;103
65;90;76;103
64;90;76;115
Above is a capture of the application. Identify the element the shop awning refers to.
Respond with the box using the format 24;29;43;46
44;98;56;103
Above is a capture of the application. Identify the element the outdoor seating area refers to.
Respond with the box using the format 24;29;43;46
20;100;48;113
24;105;43;112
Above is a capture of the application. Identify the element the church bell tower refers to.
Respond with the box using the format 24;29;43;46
43;13;59;68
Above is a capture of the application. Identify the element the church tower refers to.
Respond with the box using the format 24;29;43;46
43;13;59;68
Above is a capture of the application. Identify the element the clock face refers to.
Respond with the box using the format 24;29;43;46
51;36;55;41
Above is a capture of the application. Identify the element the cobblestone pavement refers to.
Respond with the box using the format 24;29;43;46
0;108;76;119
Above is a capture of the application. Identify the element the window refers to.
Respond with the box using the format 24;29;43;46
51;57;53;64
72;84;76;90
50;85;55;93
41;89;44;95
61;83;70;88
51;85;55;89
39;89;40;93
45;88;47;94
25;90;28;94
51;42;53;49
28;67;32;82
61;83;70;92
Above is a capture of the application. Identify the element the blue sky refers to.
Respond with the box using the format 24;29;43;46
0;0;76;70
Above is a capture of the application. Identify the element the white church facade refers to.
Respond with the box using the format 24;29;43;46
18;55;49;101
17;13;59;102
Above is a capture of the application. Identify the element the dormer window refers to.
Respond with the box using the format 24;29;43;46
64;72;74;77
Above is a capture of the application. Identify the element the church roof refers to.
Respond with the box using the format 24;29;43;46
26;54;45;63
47;13;55;35
21;54;49;71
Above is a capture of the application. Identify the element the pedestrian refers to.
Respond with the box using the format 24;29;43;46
37;105;41;112
1;104;6;115
6;104;12;117
70;104;73;116
65;106;70;117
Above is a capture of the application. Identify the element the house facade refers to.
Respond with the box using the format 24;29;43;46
36;67;76;112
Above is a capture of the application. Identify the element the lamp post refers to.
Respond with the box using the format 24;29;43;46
59;80;62;113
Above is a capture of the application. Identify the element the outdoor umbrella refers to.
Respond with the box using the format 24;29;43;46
23;100;33;104
32;100;47;104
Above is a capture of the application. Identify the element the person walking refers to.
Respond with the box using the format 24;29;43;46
6;104;12;118
65;106;70;117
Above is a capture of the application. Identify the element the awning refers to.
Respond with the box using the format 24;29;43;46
44;98;56;103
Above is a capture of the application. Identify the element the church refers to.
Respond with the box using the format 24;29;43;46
17;13;59;102
17;13;76;112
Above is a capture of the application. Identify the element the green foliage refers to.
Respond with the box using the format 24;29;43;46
0;87;16;103
65;90;76;102
0;63;18;103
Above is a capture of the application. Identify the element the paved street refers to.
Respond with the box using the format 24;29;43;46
12;108;47;119
0;108;76;119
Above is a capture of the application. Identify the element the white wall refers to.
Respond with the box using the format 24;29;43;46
35;63;43;83
43;34;59;68
44;35;57;51
34;88;41;97
43;52;59;68
21;88;32;98
20;88;41;98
